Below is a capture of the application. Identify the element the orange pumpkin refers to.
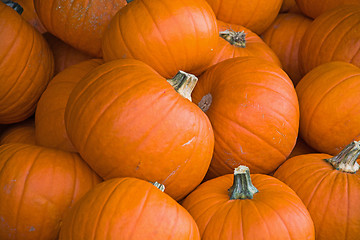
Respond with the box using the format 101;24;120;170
65;59;214;200
35;59;103;152
182;165;315;239
192;57;299;177
0;3;54;124
102;0;218;78
59;178;200;239
295;0;360;18
274;141;360;240
0;143;101;240
0;118;35;145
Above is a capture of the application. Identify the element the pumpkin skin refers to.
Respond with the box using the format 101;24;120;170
192;57;299;177
102;0;218;79
182;167;315;239
35;59;103;152
13;0;47;33
274;143;360;240
0;118;35;145
299;5;360;75
296;61;360;155
295;0;360;19
0;3;54;124
204;0;282;34
34;0;127;57
65;59;214;200
59;178;200;240
261;13;312;86
0;143;101;240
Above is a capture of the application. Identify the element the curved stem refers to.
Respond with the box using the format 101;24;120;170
167;70;198;102
220;30;247;48
228;165;258;200
325;141;360;173
2;0;23;14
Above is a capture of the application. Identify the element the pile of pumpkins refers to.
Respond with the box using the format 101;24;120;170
0;0;359;239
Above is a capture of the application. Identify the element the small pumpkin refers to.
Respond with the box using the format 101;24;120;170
182;165;315;239
274;140;360;240
0;118;35;145
59;178;200;239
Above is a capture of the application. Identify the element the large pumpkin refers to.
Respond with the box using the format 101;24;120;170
65;59;214;200
35;59;103;152
59;178;200;239
296;61;360;155
0;118;35;145
295;0;360;18
0;2;54;124
192;57;299;178
102;0;218;78
0;143;101;240
182;165;315;239
34;0;127;57
274;141;360;240
299;5;360;75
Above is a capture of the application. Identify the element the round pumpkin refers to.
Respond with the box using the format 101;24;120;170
204;0;283;34
0;118;35;145
295;0;360;18
59;178;200;239
296;61;360;155
182;165;315;239
102;0;218;78
12;0;47;33
0;3;54;124
0;143;101;240
34;0;127;57
274;140;360;240
261;13;312;85
65;59;214;200
35;59;103;152
192;57;299;178
299;5;360;75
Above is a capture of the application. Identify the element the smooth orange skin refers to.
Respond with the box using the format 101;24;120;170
0;118;35;145
299;5;360;75
0;143;101;240
0;3;54;124
35;59;103;152
274;153;360;240
295;0;360;18
65;59;214;201
102;0;218;79
14;0;47;33
261;13;312;86
192;57;299;177
205;0;282;34
182;173;315;239
34;0;127;57
296;61;360;155
59;178;200;240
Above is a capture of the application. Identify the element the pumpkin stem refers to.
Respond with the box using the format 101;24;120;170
167;70;198;102
2;0;23;14
228;165;258;200
150;181;165;192
198;93;212;112
220;30;246;48
325;141;360;173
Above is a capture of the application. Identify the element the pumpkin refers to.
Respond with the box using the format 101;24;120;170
34;0;127;57
182;165;315;239
0;2;54;124
35;59;103;152
65;59;214;201
261;13;312;85
204;0;283;34
11;0;47;33
0;143;101;240
0;118;35;145
299;5;360;75
59;178;200;239
192;57;299;178
296;61;360;155
295;0;360;18
43;33;92;76
274;140;360;240
102;0;218;78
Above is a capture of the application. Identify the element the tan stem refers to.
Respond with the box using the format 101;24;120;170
228;165;258;200
151;181;165;192
325;141;360;173
167;70;198;102
219;30;247;48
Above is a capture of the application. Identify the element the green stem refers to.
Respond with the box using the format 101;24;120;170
228;165;258;200
325;141;360;173
2;0;23;14
151;181;165;192
167;70;198;102
220;30;247;48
